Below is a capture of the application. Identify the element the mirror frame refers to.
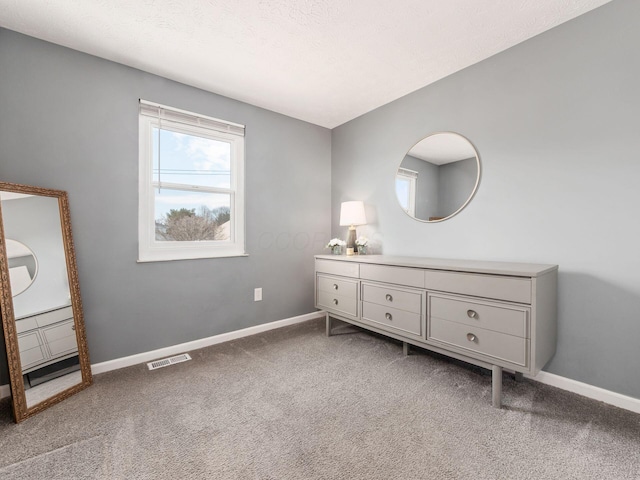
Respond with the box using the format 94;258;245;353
0;181;92;423
396;131;481;223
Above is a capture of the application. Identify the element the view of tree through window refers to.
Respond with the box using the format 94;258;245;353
152;127;232;242
156;206;230;241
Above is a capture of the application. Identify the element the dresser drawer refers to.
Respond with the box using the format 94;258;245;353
18;331;47;369
18;330;43;352
42;320;78;357
317;290;358;318
362;283;422;314
424;270;531;304
16;315;38;334
317;275;358;298
360;264;424;288
36;306;74;327
429;294;529;338
316;259;359;278
362;302;422;336
20;345;48;370
429;318;528;367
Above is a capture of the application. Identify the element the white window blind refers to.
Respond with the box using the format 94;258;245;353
139;100;245;137
398;167;418;179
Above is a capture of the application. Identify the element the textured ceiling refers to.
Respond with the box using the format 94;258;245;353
0;0;611;128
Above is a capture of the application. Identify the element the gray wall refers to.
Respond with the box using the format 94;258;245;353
399;155;476;220
438;157;477;219
399;154;438;219
332;0;640;400
0;29;332;384
1;195;71;318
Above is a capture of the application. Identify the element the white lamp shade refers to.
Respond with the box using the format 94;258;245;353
339;201;367;226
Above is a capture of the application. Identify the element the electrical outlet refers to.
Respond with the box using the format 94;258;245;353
254;288;262;302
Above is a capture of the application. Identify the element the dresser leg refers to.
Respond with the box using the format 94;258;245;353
326;313;332;337
403;342;410;356
492;365;503;408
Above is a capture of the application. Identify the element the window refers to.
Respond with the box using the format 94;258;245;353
396;168;417;217
138;100;245;261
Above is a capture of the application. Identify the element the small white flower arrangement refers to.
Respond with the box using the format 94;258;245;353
355;236;369;254
326;238;346;248
355;236;369;247
326;238;346;254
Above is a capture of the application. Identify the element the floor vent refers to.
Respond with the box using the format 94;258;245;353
147;353;192;371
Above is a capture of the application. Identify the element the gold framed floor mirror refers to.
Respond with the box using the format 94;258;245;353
0;181;91;422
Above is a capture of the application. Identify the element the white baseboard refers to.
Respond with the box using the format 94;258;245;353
91;311;324;375
3;311;640;416
526;370;640;414
0;383;10;400
0;311;323;400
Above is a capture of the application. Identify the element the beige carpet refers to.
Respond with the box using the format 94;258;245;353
1;318;639;479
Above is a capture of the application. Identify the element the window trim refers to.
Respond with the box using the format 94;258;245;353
138;102;246;262
396;168;417;217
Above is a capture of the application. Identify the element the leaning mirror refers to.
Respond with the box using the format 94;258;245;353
0;182;92;422
396;132;480;222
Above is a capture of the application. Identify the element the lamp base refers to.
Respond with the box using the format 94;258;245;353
346;226;357;256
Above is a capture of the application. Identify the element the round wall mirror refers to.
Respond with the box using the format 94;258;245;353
395;132;480;222
5;238;38;296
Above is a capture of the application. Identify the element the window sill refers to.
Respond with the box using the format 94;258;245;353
137;249;248;263
137;253;248;263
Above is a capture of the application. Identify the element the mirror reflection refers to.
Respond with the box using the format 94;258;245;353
396;132;480;222
6;238;38;296
0;184;91;420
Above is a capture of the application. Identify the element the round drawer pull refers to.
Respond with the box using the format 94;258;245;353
467;309;477;319
385;313;393;321
466;333;477;342
333;284;339;290
333;299;339;305
385;294;393;302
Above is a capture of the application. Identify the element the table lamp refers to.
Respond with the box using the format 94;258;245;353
339;201;367;255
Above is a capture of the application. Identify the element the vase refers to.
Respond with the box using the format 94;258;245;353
331;245;342;255
358;245;367;255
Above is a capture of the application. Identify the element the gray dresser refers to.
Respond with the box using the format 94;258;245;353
315;255;558;407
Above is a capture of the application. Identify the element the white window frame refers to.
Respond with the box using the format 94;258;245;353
396;168;417;217
138;100;246;262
